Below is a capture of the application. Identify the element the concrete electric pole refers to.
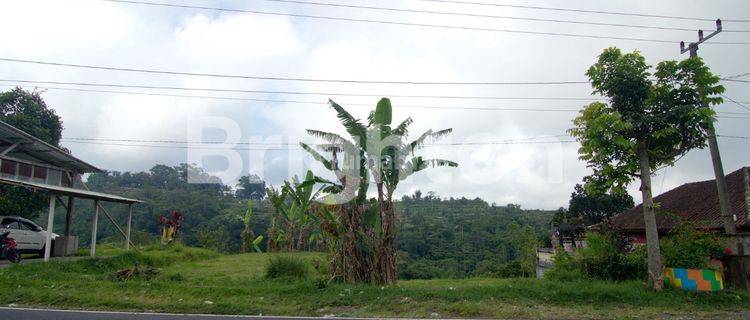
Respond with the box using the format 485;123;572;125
679;19;738;238
681;19;749;290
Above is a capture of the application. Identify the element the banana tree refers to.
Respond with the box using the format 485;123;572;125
367;98;458;283
301;98;458;284
266;170;339;251
241;200;264;253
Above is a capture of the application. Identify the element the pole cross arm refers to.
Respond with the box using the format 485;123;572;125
680;19;722;56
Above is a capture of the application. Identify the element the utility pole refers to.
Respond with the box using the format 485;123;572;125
679;19;738;239
680;20;749;290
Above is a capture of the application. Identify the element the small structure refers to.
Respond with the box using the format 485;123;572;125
551;219;587;253
536;247;555;278
0;120;141;261
608;166;750;289
608;166;750;247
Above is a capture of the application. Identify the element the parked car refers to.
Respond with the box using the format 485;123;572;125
0;216;57;256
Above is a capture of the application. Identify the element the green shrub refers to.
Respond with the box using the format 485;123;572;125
546;232;646;281
544;251;586;281
265;255;310;279
399;259;445;279
660;221;726;270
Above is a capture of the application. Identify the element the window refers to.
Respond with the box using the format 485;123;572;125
18;162;32;180
1;219;19;230
32;166;47;183
1;160;17;177
21;222;41;232
47;169;61;186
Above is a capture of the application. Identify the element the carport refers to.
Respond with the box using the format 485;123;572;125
0;119;142;261
0;177;141;260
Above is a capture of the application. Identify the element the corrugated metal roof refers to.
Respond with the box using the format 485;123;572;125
610;167;750;232
0;120;100;173
0;176;141;204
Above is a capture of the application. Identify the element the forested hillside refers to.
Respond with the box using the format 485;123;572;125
50;164;553;279
396;192;554;278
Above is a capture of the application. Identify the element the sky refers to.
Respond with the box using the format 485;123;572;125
1;0;748;209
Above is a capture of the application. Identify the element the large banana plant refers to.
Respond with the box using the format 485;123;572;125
302;97;458;283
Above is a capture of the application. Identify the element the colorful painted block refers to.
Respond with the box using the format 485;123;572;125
664;267;723;292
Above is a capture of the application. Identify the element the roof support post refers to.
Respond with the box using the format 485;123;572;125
44;195;56;262
64;196;75;238
90;200;99;257
125;204;132;251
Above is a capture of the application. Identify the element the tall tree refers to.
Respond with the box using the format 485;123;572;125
568;183;634;226
236;174;266;200
570;48;722;290
0;88;63;219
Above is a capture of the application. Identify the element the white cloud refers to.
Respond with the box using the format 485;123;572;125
1;0;748;209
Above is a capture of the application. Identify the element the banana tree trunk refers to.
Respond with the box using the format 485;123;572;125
638;146;664;291
376;189;398;284
332;203;377;283
268;218;277;252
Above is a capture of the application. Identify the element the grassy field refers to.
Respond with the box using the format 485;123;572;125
1;246;749;319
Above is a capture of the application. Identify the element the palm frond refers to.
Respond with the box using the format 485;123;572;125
300;142;333;170
408;128;453;153
425;158;459;168
329;99;366;139
315;143;342;153
305;129;359;151
392;117;413;137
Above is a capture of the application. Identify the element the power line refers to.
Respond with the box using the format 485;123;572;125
95;0;750;45
3;82;750;118
724;72;750;80
4;57;748;90
722;78;750;84
0;79;602;101
415;0;750;23
61;134;572;145
0;57;588;86
258;0;750;33
717;135;750;140
4;57;747;87
56;134;750;150
721;93;750;112
60;138;580;150
0;84;583;112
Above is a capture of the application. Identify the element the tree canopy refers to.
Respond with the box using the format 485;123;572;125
0;88;64;219
569;47;723;290
571;48;722;194
236;174;266;200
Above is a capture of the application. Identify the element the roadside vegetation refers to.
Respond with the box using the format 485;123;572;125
0;45;743;319
1;247;748;319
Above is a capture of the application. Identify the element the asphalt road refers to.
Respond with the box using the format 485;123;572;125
0;307;387;320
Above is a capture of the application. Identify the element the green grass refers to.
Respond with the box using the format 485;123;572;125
1;247;748;319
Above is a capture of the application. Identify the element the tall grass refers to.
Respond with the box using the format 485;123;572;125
265;255;310;279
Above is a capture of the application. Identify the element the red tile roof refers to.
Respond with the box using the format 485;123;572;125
610;167;750;233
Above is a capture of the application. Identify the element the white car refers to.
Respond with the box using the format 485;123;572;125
0;216;57;255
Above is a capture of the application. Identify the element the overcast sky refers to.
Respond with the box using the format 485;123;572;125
1;0;748;209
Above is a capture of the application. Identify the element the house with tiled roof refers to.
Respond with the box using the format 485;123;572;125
608;166;750;244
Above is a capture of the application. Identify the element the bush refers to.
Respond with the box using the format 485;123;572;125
399;259;446;279
546;232;646;281
660;221;726;270
544;251;586;281
494;261;530;278
265;255;310;279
